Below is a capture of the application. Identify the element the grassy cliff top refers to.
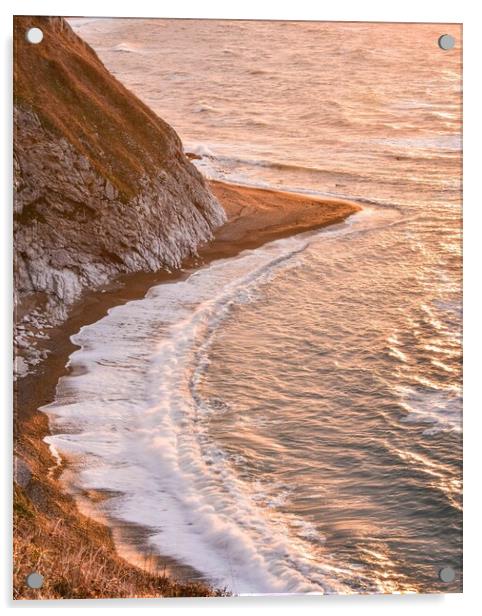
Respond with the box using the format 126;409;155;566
14;16;184;200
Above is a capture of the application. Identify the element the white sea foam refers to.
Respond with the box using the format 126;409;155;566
43;222;374;595
397;385;462;436
111;42;141;53
187;142;216;157
193;102;218;113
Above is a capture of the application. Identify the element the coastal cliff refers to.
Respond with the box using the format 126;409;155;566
13;16;226;376
13;16;363;599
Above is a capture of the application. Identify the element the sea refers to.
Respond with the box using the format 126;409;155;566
43;19;462;594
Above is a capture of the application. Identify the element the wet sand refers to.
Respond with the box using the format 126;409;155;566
14;180;361;585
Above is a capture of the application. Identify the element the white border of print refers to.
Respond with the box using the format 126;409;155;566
1;1;478;615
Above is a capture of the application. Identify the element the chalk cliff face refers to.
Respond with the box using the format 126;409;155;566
13;17;226;375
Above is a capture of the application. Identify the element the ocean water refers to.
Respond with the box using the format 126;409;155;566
44;19;462;594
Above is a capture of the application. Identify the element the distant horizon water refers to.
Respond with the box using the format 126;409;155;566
44;19;462;594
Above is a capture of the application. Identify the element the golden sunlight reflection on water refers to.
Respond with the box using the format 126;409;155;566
61;19;462;593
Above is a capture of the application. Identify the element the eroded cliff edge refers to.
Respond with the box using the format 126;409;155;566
14;16;226;376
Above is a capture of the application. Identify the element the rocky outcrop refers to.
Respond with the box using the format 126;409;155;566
13;17;226;375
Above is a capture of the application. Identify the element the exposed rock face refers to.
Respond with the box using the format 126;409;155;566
13;17;226;374
14;455;32;489
14;108;225;318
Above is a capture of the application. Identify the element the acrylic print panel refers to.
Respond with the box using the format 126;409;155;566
13;16;462;599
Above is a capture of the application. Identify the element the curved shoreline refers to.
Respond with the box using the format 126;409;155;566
14;180;361;598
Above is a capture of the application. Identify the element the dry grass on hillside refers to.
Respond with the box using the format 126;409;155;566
14;16;183;201
14;485;227;600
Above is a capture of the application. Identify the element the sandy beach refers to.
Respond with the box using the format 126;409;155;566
209;180;362;250
14;180;360;598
